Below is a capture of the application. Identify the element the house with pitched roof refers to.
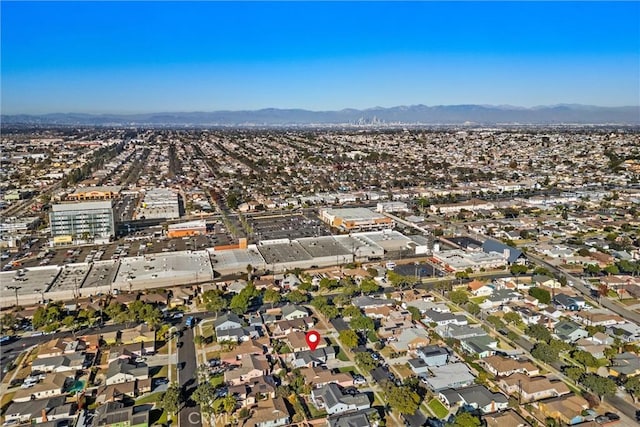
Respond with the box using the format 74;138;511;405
105;359;149;386
310;383;371;415
498;373;570;402
13;373;71;402
439;384;509;414
479;355;539;378
537;394;589;425
243;397;290;427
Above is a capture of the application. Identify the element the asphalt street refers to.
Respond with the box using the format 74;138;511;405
177;324;202;427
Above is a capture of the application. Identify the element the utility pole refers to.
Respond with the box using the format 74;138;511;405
6;286;21;307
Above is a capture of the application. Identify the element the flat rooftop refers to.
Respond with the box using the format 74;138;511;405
322;207;385;220
81;260;119;291
114;250;214;290
333;234;384;258
258;241;313;265
0;266;60;298
210;248;266;275
52;200;114;212
358;230;413;252
49;264;91;292
297;236;352;258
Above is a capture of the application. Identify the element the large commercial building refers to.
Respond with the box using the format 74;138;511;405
320;208;394;232
166;220;206;239
138;188;180;220
49;201;115;245
66;185;122;201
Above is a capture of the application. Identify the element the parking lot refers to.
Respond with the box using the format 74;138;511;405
394;262;445;279
248;213;332;242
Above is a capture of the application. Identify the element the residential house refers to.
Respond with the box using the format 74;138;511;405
281;273;302;290
214;313;244;332
537;394;589;425
482;240;525;265
480;289;522;310
363;305;393;319
310;383;370;415
95;381;137;404
609;352;640;378
31;353;85;373
105;359;149;386
509;306;542;326
484;410;531;427
439;384;508;414
228;376;277;407
573;311;623;327
4;396;71;424
553;293;586;311
269;317;313;338
468;280;494;297
13;373;71;402
436;324;487;340
108;342;146;363
499;373;570;402
217;325;260;343
300;366;354;389
460;335;498;358
423;363;475;392
328;409;379;427
220;339;268;365
120;325;156;354
280;303;309;320
390;327;430;352
408;358;430;376
37;338;83;358
287;330;326;353
416;345;449;367
378;309;414;338
607;322;640;343
243;397;291;427
404;300;449;315
422;310;468;327
224;354;270;385
351;296;394;309
94;402;149;427
554;320;588;343
291;347;336;368
532;275;561;289
479;355;539;378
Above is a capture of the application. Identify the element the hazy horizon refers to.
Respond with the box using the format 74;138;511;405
2;1;639;114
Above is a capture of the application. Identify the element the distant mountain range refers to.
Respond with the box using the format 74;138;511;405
2;104;639;126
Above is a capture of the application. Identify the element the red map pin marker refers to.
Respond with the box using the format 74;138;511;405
305;330;321;351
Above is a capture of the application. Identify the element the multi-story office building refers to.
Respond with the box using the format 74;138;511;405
49;201;115;245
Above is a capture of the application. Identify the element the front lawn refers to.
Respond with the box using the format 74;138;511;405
427;398;448;419
136;391;164;404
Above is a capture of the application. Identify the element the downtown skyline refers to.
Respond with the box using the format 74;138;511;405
2;1;639;114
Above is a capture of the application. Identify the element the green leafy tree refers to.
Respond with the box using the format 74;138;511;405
62;315;76;329
339;329;359;348
342;305;362;318
192;381;216;416
531;342;559;364
162;383;183;417
510;264;528;276
320;304;339;320
526;324;552;342
564;366;585;382
263;288;282;308
528;287;551;304
355;351;378;372
449;289;469;305
360;279;381;295
503;312;522;326
624;376;640;402
407;306;422;321
581;374;616;401
350;314;375;332
202;290;228;314
286;290;309;304
486;315;505;330
603;264;620;275
333;294;350;307
229;292;250;315
446;412;482;427
384;383;421;415
572;350;599;368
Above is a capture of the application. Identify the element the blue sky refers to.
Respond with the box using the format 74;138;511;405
2;1;639;114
